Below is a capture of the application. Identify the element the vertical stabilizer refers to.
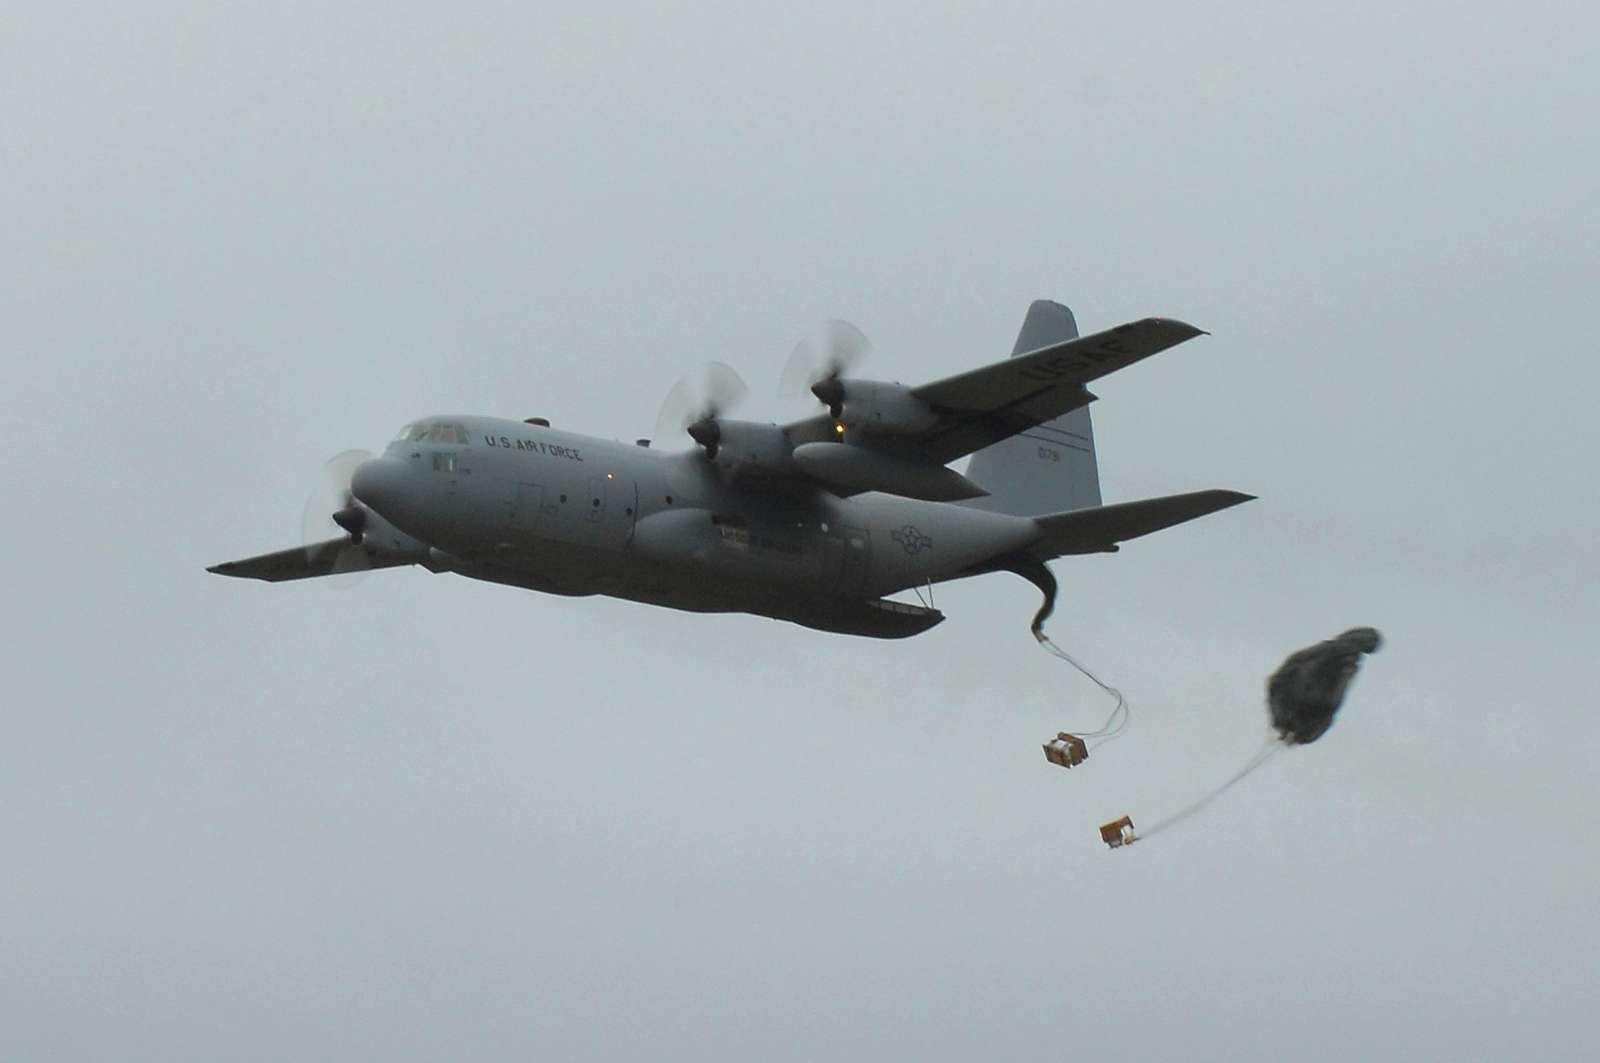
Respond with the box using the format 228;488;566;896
963;300;1102;516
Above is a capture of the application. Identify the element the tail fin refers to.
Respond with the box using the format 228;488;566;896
963;300;1102;516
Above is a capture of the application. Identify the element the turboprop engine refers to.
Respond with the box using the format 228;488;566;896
791;441;987;501
686;418;797;478
810;379;940;435
689;413;985;501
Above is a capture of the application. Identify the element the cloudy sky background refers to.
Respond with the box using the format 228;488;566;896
4;2;1597;1059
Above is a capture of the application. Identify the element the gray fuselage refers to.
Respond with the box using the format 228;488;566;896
352;415;1043;637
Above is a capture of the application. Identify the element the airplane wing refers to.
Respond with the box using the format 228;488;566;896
207;538;414;582
785;317;1206;465
1030;489;1254;558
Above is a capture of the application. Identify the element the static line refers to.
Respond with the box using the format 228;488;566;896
1134;734;1282;841
1036;632;1130;746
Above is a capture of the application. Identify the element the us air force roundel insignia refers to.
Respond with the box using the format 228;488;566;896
891;525;934;555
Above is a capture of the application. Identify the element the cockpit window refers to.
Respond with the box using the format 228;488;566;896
396;421;467;444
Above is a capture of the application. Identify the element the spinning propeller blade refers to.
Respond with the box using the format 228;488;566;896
778;319;872;416
299;448;375;588
653;361;750;456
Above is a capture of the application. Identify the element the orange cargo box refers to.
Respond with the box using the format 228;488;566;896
1099;816;1136;849
1042;732;1089;769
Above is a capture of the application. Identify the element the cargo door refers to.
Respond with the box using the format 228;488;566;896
831;525;871;597
510;482;545;535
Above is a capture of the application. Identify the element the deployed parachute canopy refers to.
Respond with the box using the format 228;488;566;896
1098;626;1385;849
1267;626;1383;746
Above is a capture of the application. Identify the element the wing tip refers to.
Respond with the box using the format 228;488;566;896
207;558;278;579
1199;489;1257;511
1148;317;1207;340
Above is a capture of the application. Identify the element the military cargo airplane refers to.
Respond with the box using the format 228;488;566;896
209;301;1252;638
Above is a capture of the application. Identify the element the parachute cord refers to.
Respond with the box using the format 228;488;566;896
1134;734;1282;841
992;553;1133;748
1036;631;1130;746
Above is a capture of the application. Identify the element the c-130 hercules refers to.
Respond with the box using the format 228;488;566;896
209;301;1252;638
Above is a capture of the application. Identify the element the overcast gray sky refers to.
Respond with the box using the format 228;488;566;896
4;2;1598;1060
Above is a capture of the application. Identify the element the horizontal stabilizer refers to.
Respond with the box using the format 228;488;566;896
1032;489;1254;558
207;538;414;582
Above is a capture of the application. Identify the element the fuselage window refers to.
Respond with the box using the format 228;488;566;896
432;452;458;473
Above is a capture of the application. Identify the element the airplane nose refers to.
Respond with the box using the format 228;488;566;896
350;457;407;514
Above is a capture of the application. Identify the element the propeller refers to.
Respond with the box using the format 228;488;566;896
653;361;750;458
299;448;375;587
777;318;872;418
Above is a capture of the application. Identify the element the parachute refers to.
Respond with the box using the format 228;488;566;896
1267;626;1383;745
1092;627;1384;849
1003;548;1387;848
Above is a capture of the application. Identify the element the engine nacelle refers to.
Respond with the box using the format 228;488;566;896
791;442;988;501
702;419;796;477
835;380;939;435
